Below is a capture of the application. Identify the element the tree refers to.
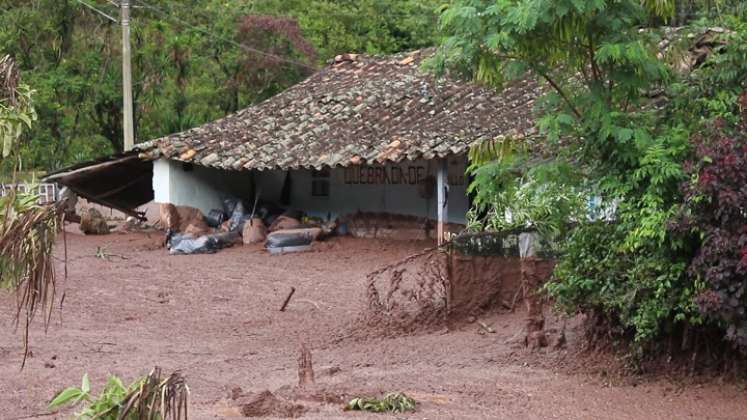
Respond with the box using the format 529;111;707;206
431;0;747;356
0;0;443;176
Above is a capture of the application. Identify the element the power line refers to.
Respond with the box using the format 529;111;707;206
133;0;317;71
72;0;118;23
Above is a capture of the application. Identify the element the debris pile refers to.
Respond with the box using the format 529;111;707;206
363;247;450;334
360;233;553;337
161;198;340;255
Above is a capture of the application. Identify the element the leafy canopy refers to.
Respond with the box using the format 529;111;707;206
432;1;747;350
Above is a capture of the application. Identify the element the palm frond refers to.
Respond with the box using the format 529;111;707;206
0;188;64;367
118;367;190;420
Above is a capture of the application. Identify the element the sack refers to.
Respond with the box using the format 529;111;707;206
243;218;267;245
268;215;301;232
269;227;322;242
227;201;248;232
160;203;209;234
168;232;240;255
223;198;240;217
184;223;210;237
265;228;321;248
160;203;180;231
205;209;226;228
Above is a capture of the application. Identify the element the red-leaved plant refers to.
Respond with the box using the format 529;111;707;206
680;93;747;350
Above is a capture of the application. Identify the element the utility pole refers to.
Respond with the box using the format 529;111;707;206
121;0;135;151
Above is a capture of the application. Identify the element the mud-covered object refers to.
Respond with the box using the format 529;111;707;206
59;187;78;213
223;198;240;217
80;207;110;235
227;201;250;233
362;248;449;334
243;218;267;245
159;203;210;234
268;215;301;232
168;231;240;255
265;229;316;248
184;222;210;237
205;209;226;228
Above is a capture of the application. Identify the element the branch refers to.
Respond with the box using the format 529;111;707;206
535;68;582;119
587;35;601;83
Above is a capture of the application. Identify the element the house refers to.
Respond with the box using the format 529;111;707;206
46;50;538;242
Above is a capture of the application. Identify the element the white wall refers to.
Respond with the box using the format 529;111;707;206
154;155;470;223
257;156;470;224
153;158;254;214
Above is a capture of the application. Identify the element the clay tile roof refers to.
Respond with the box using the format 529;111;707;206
142;50;540;171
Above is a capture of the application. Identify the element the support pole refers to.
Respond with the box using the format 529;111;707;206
436;159;449;245
121;0;135;151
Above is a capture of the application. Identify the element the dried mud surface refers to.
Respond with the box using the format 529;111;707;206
1;231;746;419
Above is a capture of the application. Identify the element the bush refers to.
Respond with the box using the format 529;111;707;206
678;98;747;350
548;221;696;346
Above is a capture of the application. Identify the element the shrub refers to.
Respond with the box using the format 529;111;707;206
678;97;747;350
548;221;696;346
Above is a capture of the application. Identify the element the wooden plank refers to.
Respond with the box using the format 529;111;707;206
437;159;448;245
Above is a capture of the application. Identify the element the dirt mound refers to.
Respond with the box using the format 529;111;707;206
362;247;450;334
360;247;542;336
236;390;306;418
79;207;110;235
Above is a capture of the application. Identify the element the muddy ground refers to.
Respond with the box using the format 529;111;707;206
0;231;745;419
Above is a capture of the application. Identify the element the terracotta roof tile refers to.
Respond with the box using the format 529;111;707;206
142;50;540;170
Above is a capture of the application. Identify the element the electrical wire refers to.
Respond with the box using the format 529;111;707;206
72;0;119;23
133;0;317;71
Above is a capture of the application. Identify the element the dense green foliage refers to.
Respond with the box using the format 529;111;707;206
466;142;586;245
0;0;441;175
433;0;747;353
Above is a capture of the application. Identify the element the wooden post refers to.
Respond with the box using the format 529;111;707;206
436;159;449;245
297;343;315;387
121;0;134;151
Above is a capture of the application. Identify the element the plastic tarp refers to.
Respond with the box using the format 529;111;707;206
168;231;240;255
